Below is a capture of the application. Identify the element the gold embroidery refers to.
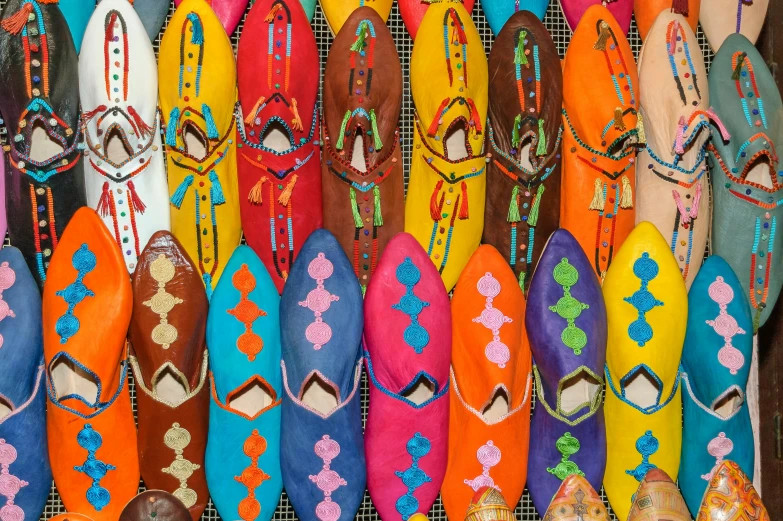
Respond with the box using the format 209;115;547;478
144;254;183;349
162;422;201;508
234;429;271;521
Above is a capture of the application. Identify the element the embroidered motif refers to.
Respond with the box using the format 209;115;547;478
298;253;339;350
74;424;116;511
625;430;659;482
227;264;266;361
143;254;183;350
624;253;663;347
0;439;28;521
464;440;501;491
234;430;271;521
546;432;585;480
395;433;432;521
55;244;97;344
391;258;430;354
548;259;589;355
309;435;347;521
701;432;734;481
705;276;747;374
161;423;201;508
471;273;512;368
0;263;17;350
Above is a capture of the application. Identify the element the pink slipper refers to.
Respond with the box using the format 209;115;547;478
560;0;633;34
174;0;249;34
399;0;475;39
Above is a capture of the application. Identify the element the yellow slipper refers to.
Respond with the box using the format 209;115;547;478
319;0;393;35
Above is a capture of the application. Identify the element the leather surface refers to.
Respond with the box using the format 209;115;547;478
482;0;547;35
400;0;475;39
633;0;699;41
319;0;392;34
560;0;633;34
174;0;249;35
119;490;192;521
541;475;610;520
59;0;95;52
696;460;769;521
699;0;768;52
627;469;690;521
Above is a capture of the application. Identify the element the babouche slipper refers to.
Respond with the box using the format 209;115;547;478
602;222;687;521
560;6;641;281
280;229;365;521
128;231;210;521
400;0;475;39
464;487;514;521
322;7;404;291
700;0;768;52
299;0;316;22
482;0;547;35
541;475;610;521
0;247;51;521
442;245;531;519
364;233;451;521
560;0;633;35
174;0;249;35
634;0;699;41
0;150;6;242
119;490;192;521
134;0;170;41
696;460;769;520
236;0;322;293
319;0;393;35
0;0;87;289
709;34;783;331
525;229;607;517
43;207;138;521
59;0;95;51
159;0;241;298
80;0;170;274
206;245;283;521
679;255;754;517
404;0;488;293
627;468;690;521
50;514;95;521
484;11;562;291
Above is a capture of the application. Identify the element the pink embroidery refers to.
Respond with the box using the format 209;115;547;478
473;273;512;368
309;435;346;521
464;440;501;492
0;439;28;521
299;254;339;350
705;276;746;375
0;263;17;350
701;432;733;481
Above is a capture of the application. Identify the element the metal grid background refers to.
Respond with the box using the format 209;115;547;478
0;0;714;519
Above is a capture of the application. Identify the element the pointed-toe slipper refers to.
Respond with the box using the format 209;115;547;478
319;0;393;35
400;0;475;39
482;0;547;35
541;475;610;520
119;490;192;521
700;0;768;52
50;515;95;521
237;0;322;293
696;460;769;520
627;468;690;521
0;151;6;242
134;0;171;41
464;487;515;521
174;0;249;35
43;208;138;521
59;0;96;51
560;0;633;34
634;0;699;41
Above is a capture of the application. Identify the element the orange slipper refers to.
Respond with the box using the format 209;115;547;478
49;515;95;521
634;0;699;41
43;207;138;521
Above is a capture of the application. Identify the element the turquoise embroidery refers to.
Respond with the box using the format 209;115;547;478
55;244;97;344
395;433;432;520
74;424;116;511
625;430;659;481
624;253;663;347
392;258;430;354
548;258;590;355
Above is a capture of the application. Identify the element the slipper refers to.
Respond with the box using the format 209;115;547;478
205;245;283;521
299;0;316;21
679;255;754;517
636;12;724;288
119;490;192;521
43;207;138;521
525;229;607;517
0;0;87;290
560;5;640;281
601;222;687;521
560;0;633;35
134;0;170;40
321;7;404;291
80;0;170;274
482;0;547;35
363;233;451;521
0;150;6;242
700;0;768;52
59;0;96;51
540;475;610;520
464;487;514;521
236;0;322;293
405;0;488;293
634;0;699;41
442;244;531;519
128;231;210;521
280;229;365;521
159;0;242;298
696;460;769;520
708;34;783;331
49;515;95;521
0;247;51;521
400;0;475;39
484;11;562;291
319;0;393;35
174;0;249;35
627;468;690;521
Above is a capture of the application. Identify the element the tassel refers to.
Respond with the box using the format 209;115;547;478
209;171;226;205
732;53;746;80
613;108;626;131
674;116;686;155
244;96;265;125
127;106;153;139
707;107;731;141
449;11;467;44
127;181;146;214
671;0;689;15
278;174;298;206
351;21;369;52
593;22;611;51
668;21;679;55
518;271;526;290
248;177;267;204
166;107;180;147
96;182;111;217
507;185;521;223
467;98;483;134
620;176;633;209
588;178;605;210
170;175;194;208
349;189;363;228
369;109;383;151
690;182;702;220
202;104;219;140
187;13;203;45
528;184;544;226
673;190;689;223
1;4;33;35
428;98;451;137
373;185;383;226
458;181;469;220
636;112;647;144
514;31;528;65
536;119;547;156
290;98;303;133
203;273;213;301
511;114;522;149
430;180;444;221
336;110;351;150
264;3;282;22
82;105;107;123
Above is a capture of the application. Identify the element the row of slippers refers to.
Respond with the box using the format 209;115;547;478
0;202;764;521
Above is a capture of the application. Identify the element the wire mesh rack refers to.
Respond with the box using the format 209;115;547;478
0;0;715;519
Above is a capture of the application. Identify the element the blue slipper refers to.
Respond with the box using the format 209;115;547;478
679;255;754;517
483;0;549;35
134;0;170;41
205;245;283;521
280;229;365;521
59;0;95;51
0;247;51;521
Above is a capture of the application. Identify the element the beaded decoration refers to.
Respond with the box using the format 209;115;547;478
309;435;347;521
234;430;271;521
749;215;776;331
666;20;700;106
161;423;201;508
143;254;183;350
391;257;430;354
472;272;512;368
546;432;585;481
464;440;501;491
732;51;767;129
298;253;339;350
701;432;733;482
55;244;97;344
227;264;267;361
623;253;663;347
74;424;116;512
548;258;589;355
705;276;747;375
625;430;659;482
0;439;28;521
0;263;17;349
395;433;432;521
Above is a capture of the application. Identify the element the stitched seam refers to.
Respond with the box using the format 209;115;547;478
128;351;209;408
0;364;44;426
681;371;745;421
449;366;531;425
605;363;680;414
209;372;281;421
533;365;601;426
364;350;449;409
46;361;129;419
280;358;362;419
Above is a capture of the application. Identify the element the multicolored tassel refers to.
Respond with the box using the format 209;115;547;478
278;174;298;206
349;189;363;228
373;185;383;226
202;104;219;140
170;174;194;208
588;179;605;210
187;13;203;45
536;119;547;156
369;109;383;151
336;110;351;150
507;185;521;223
620;176;633;209
209;171;226;205
458;181;469;219
528;184;544;226
166;107;180;147
248;176;267;204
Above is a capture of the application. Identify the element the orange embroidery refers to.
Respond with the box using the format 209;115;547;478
234;429;271;521
227;264;266;361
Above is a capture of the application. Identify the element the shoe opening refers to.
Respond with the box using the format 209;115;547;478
401;373;436;406
482;386;510;422
228;376;275;418
745;154;776;189
0;395;11;421
49;356;98;404
444;119;469;161
607;134;635;158
104;125;133;164
300;372;339;416
517;137;534;171
182;122;208;160
262;120;293;154
622;366;661;410
153;366;189;406
713;387;744;420
350;129;368;173
29;120;65;163
559;369;601;416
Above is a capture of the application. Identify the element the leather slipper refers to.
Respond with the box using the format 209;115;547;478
400;0;475;39
43;207;138;521
560;0;633;34
174;0;249;35
443;244;530;519
0;0;87;290
300;0;316;21
50;515;95;521
322;7;404;292
541;475;610;520
634;0;699;41
128;231;210;521
484;11;562;291
119;490;192;521
627;468;690;521
696;460;769;520
134;0;170;41
464;487;514;521
237;0;322;293
0;150;6;242
59;0;95;51
80;0;170;274
280;229;365;521
405;0;488;293
482;0;547;35
159;0;242;298
363;233;451;521
700;0;768;52
319;0;392;35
